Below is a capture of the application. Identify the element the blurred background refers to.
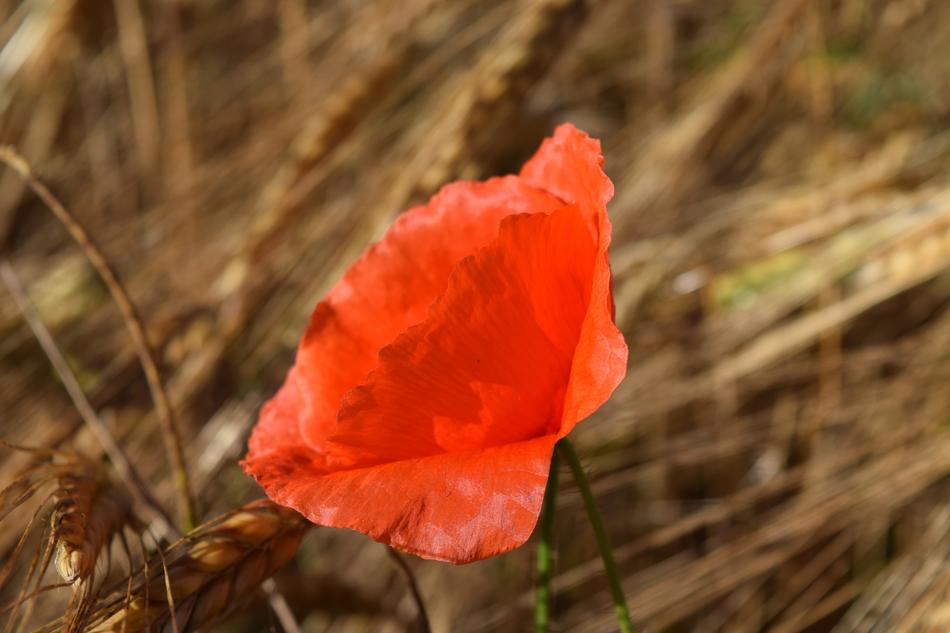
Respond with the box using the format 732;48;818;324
1;0;949;631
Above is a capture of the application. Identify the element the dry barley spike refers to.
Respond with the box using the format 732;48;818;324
0;445;137;632
0;445;135;587
79;499;310;633
50;452;135;585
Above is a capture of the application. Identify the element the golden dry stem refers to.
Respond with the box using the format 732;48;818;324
0;146;195;532
82;499;309;632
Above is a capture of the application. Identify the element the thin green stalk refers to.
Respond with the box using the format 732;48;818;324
534;447;560;633
561;440;633;633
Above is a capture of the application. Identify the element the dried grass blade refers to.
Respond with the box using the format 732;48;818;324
0;147;194;531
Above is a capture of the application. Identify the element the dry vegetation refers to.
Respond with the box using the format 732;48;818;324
1;0;949;631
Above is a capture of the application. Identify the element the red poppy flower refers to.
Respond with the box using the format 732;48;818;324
242;124;627;563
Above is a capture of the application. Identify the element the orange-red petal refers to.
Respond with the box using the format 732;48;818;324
521;123;628;434
244;435;557;563
245;204;598;562
326;203;597;468
520;123;615;234
291;177;565;453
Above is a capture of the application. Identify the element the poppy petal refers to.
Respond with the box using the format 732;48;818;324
519;123;615;231
244;435;557;563
559;212;628;435
325;203;597;468
520;123;627;434
244;203;598;563
293;178;566;452
246;366;326;469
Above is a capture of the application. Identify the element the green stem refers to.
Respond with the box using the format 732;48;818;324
561;440;634;633
534;447;560;633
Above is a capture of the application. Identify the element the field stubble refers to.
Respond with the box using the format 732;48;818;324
1;0;949;631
